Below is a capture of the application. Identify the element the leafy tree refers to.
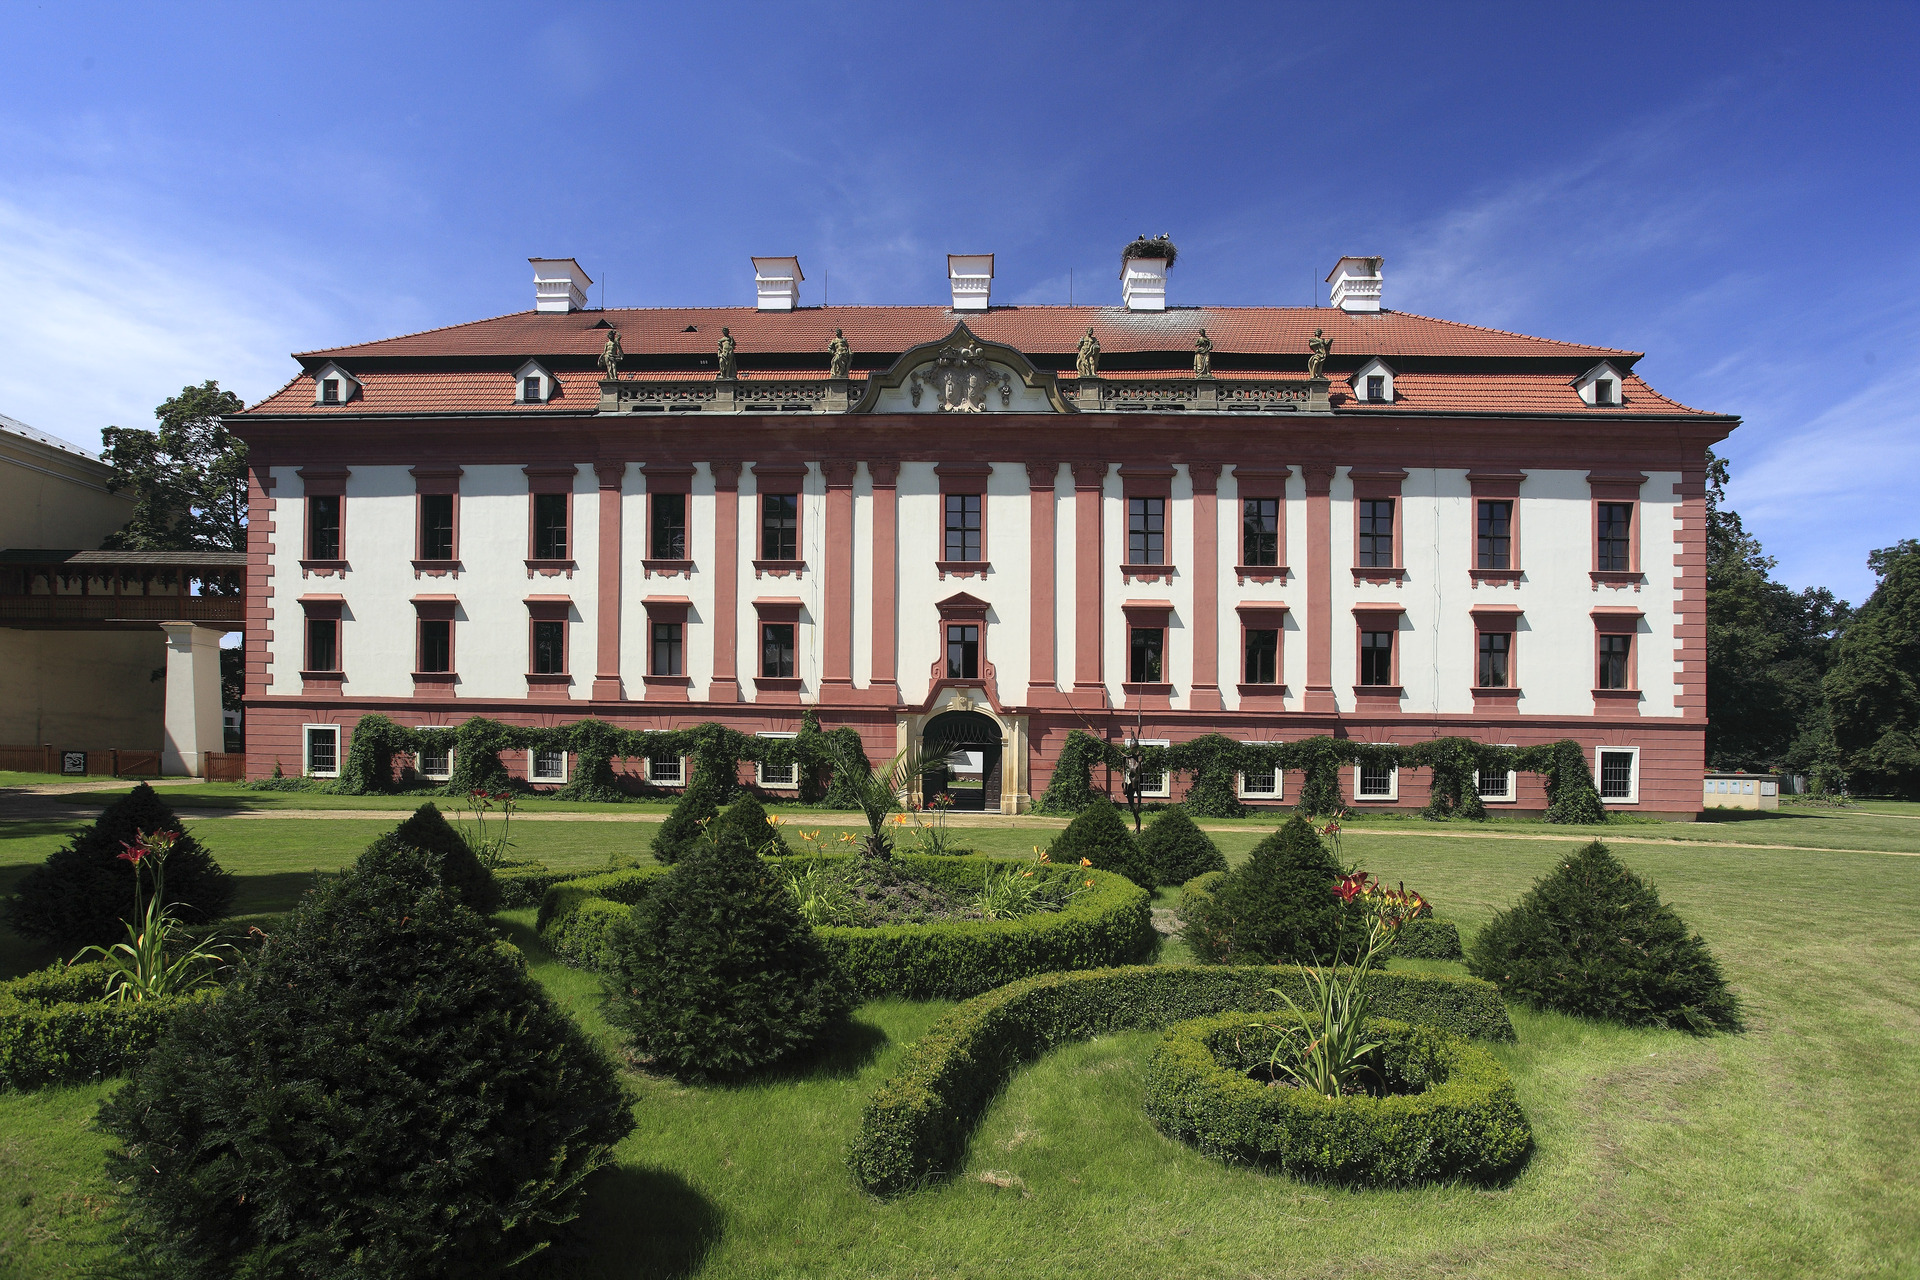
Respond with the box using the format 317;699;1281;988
1704;450;1847;771
1823;539;1920;796
99;381;248;556
605;823;851;1077
99;847;633;1278
1046;797;1151;887
1184;815;1343;964
1468;841;1741;1033
1137;808;1227;886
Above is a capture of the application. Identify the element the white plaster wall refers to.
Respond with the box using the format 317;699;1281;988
1098;465;1195;707
1637;472;1681;717
739;464;823;702
984;464;1032;697
1049;467;1073;695
620;464;718;696
895;463;941;704
265;465;303;696
458;464;597;701
1218;465;1304;713
852;468;874;688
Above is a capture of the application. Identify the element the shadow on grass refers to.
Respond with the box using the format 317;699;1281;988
545;1163;722;1280
1695;808;1832;826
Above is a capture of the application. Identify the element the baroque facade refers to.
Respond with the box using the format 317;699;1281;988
230;255;1736;815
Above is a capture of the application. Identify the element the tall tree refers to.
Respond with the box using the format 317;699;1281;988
1823;540;1920;797
1704;450;1846;771
99;381;248;554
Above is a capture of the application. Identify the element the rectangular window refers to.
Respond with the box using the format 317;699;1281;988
1476;500;1512;570
1357;762;1396;799
533;493;569;560
762;493;798;560
1244;628;1279;684
1359;629;1394;686
304;725;339;777
1477;631;1510;688
1127;497;1165;565
321;378;340;405
419;619;452;673
1358;499;1395;568
416;736;451;780
531;749;567;784
944;494;982;561
1594;378;1614;405
946;623;979;679
522;375;543;402
1129;626;1164;683
420;494;455;561
757;731;798;789
308;495;341;560
651;492;687;560
1128;738;1172;800
1242;498;1279;566
1475;752;1517;802
761;622;795;678
1597;502;1633;571
647;755;684;785
1598;634;1632;689
1367;375;1386;402
306;617;339;672
1598;748;1638;802
651;621;683;676
1237;748;1284;800
532;620;566;674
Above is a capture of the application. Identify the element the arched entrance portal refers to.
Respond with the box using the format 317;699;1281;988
920;709;1003;812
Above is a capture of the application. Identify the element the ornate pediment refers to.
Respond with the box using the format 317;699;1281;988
853;322;1074;414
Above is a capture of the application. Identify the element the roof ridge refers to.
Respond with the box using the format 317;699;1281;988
1380;308;1640;358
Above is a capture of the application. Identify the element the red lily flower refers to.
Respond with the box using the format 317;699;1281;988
117;838;149;865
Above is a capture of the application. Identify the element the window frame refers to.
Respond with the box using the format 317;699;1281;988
943;493;984;563
528;748;569;785
1595;745;1641;805
1476;499;1514;570
305;493;342;562
1236;740;1284;801
945;621;980;679
1126;495;1167;566
416;613;454;675
412;726;453;781
1476;629;1511;689
641;463;696;571
1128;624;1166;684
759;490;801;562
760;620;797;679
305;614;340;674
1349;468;1407;578
1232;468;1290;579
1118;464;1176;581
1352;603;1406;697
523;466;577;570
755;730;800;791
1353;748;1399;803
1243;625;1280;685
414;482;459;566
650;619;684;677
1241;495;1281;567
650;490;689;561
646;755;687;786
1473;743;1518;804
1598;631;1634;690
1587;472;1646;580
302;724;341;778
524;597;571;693
933;463;993;576
1127;737;1172;800
531;618;568;675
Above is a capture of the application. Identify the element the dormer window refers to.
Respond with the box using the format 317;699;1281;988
1366;375;1386;402
523;375;543;401
321;378;340;405
1352;357;1396;405
310;362;359;407
514;360;555;404
1594;378;1614;405
1576;361;1627;407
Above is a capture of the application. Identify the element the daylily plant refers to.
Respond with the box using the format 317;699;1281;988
73;828;231;1003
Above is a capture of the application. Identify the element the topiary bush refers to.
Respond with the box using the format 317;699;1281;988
1138;808;1227;886
98;846;634;1279
1184;815;1343;964
362;802;500;915
651;751;731;864
1047;797;1151;887
1467;841;1742;1033
711;791;794;855
4;783;233;949
1393;918;1464;960
603;826;851;1078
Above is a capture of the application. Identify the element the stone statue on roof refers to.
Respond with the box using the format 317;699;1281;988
827;328;852;380
716;327;737;380
1306;327;1331;381
1193;328;1213;378
599;328;623;381
1076;326;1101;379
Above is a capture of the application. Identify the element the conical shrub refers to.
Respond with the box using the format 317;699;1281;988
651;755;730;864
1185;814;1343;963
605;823;850;1078
4;783;233;948
98;846;633;1279
1138;808;1227;886
360;802;499;915
1047;797;1151;887
1468;841;1741;1032
711;792;794;856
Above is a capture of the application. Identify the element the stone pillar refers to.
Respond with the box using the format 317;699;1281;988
160;623;224;777
592;461;625;701
867;462;900;704
1024;462;1063;707
1071;461;1107;700
1303;462;1338;713
1189;462;1224;711
821;459;857;700
707;461;742;702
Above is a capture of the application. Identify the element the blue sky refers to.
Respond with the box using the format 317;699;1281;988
1;1;1914;603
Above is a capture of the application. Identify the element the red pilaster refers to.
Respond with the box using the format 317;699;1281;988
707;461;742;703
591;461;625;701
821;458;857;700
1025;461;1063;706
1072;460;1107;699
1188;462;1223;711
867;461;900;704
1303;461;1337;713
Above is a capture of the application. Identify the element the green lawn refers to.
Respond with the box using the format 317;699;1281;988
2;803;1918;1277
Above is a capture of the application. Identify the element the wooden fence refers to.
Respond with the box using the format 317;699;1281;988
0;745;163;777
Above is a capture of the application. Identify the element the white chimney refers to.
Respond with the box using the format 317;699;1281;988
1120;255;1169;312
529;258;592;312
752;256;804;311
948;254;994;311
1327;256;1384;312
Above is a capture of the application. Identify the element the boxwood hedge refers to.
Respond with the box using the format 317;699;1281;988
847;963;1512;1196
535;856;1156;999
0;962;212;1092
1181;871;1464;962
1143;1011;1531;1185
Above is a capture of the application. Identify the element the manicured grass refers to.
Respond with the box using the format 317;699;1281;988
2;806;1918;1277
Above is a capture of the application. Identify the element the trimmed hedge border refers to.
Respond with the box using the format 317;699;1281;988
535;857;1156;999
0;963;212;1092
495;862;576;909
847;963;1514;1196
1395;918;1464;960
1143;1011;1531;1184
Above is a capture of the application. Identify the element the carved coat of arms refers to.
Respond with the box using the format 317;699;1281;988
909;340;1013;412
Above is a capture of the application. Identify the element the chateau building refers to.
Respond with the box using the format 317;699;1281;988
230;253;1735;815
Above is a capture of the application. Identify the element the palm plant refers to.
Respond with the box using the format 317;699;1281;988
71;829;231;1002
835;741;928;861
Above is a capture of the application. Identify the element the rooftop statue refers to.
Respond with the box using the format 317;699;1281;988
828;328;852;380
1307;327;1331;381
717;327;737;380
1193;328;1213;378
1076;326;1101;379
599;328;623;381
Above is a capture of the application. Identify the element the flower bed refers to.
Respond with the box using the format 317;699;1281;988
1180;870;1463;961
1143;1011;1530;1184
535;855;1155;999
846;963;1513;1196
0;962;212;1091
